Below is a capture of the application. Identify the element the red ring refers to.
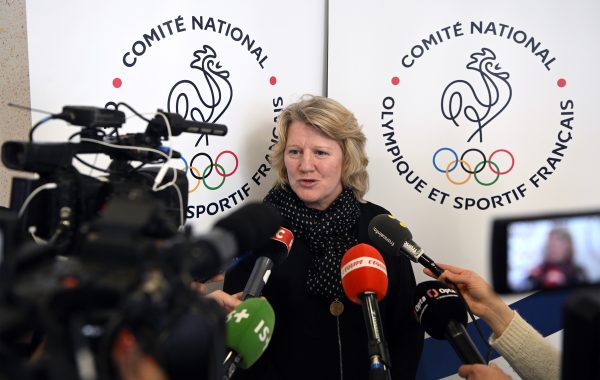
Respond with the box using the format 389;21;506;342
488;149;515;175
215;150;239;177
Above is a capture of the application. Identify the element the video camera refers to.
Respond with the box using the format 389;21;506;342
3;104;226;252
0;104;238;380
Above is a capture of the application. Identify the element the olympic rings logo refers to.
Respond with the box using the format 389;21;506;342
432;147;515;186
180;150;239;192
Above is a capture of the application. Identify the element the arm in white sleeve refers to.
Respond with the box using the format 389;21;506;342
489;312;560;380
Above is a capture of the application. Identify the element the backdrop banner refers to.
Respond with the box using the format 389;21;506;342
328;1;600;378
26;0;325;231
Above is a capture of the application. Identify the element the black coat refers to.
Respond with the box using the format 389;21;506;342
223;201;424;380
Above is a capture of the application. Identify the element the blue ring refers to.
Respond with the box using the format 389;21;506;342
433;147;458;173
179;156;189;174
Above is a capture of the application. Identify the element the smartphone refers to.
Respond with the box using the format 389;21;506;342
491;210;600;294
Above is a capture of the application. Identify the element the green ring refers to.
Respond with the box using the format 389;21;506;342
473;160;500;186
202;163;226;190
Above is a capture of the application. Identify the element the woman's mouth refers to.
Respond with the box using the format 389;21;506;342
299;179;317;186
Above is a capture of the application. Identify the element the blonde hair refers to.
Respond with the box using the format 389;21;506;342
270;95;369;201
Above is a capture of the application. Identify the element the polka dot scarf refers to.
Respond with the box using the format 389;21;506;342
264;186;360;299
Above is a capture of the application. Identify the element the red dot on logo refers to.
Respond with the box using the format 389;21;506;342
269;76;277;85
557;78;567;88
113;78;122;88
391;77;400;86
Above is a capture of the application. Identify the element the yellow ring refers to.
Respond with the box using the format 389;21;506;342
188;166;202;193
446;160;472;185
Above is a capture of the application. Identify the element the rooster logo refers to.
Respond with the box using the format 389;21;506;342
168;45;233;145
441;48;512;143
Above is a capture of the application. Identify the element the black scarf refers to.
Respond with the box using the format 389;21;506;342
264;186;361;299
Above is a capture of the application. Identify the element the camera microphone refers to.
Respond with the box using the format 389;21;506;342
149;111;228;137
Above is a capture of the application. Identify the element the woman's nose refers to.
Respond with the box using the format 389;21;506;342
299;154;314;171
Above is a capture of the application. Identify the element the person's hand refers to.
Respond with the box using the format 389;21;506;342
423;263;514;336
191;274;225;294
190;275;242;313
206;290;242;313
458;363;511;379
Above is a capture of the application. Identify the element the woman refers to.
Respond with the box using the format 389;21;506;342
527;227;587;290
223;95;423;379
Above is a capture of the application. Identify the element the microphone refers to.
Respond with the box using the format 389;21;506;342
242;227;294;300
340;243;392;379
368;214;444;278
223;297;275;380
413;280;485;364
149;111;228;137
213;202;282;254
189;202;282;282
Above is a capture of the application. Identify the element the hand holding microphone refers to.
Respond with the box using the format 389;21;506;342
340;243;392;379
368;214;444;278
189;202;282;282
220;226;289;379
242;227;293;300
423;263;515;341
427;265;561;380
196;218;291;314
369;214;490;364
413;280;486;364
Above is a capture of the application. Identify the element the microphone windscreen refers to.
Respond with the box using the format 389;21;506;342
368;214;412;256
413;280;468;339
340;243;388;304
226;297;275;369
214;202;282;253
253;227;294;265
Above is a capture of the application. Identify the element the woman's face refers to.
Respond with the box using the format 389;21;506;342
284;121;344;211
545;232;571;263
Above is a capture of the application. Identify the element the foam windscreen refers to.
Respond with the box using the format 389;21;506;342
340;243;388;304
413;280;468;339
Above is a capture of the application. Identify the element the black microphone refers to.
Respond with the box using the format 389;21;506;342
149;111;228;137
241;227;294;300
413;281;486;364
368;214;444;278
188;202;282;282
